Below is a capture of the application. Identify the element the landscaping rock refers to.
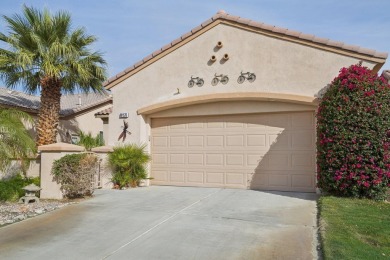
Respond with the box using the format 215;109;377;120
0;200;71;227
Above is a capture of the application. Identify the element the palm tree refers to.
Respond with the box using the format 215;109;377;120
0;6;107;146
0;108;36;171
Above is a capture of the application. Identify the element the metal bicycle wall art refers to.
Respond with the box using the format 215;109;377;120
188;76;204;87
187;72;255;88
211;73;229;86
237;71;256;84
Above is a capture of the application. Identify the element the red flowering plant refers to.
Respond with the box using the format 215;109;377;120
316;63;390;200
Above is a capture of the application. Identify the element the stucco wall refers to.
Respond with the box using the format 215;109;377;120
108;23;375;146
58;103;112;143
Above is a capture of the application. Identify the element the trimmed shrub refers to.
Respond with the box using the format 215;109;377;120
0;174;40;202
316;64;390;200
108;144;151;188
52;153;97;198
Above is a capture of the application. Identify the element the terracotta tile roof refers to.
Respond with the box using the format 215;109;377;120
0;87;112;116
103;10;388;88
94;106;112;116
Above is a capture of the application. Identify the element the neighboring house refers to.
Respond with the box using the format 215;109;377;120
0;87;112;144
101;11;387;192
382;70;390;83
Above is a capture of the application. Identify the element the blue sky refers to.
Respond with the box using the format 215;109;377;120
1;0;389;90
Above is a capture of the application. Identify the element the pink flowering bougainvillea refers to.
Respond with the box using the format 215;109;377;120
316;63;390;200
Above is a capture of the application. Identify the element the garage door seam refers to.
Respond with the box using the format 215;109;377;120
102;188;222;259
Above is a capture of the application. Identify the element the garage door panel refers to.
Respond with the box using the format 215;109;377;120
291;153;315;169
187;171;204;183
188;153;204;165
151;112;315;192
170;136;186;147
247;134;266;147
268;153;289;170
170;171;185;183
226;135;245;146
206;172;224;184
269;174;290;187
269;133;289;149
153;170;169;182
247;154;266;166
188;135;204;146
152;153;168;164
188;122;204;128
205;154;224;166
207;121;224;128
267;114;290;128
206;135;224;146
226;154;244;166
226;172;246;186
291;113;314;129
226;121;245;128
152;136;169;147
291;174;314;188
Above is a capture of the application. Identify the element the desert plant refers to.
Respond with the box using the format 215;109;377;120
108;144;151;188
52;153;97;198
76;131;104;151
0;108;36;171
0;5;107;146
316;63;390;200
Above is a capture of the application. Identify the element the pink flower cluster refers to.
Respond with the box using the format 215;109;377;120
316;63;390;198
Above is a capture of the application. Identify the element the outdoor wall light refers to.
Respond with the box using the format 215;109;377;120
188;76;204;88
211;73;229;86
217;41;223;48
237;71;256;84
210;55;217;62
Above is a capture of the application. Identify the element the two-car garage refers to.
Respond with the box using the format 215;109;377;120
150;111;316;192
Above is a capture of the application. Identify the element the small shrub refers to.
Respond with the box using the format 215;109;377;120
0;174;40;202
108;144;151;188
52;153;97;198
316;63;390;200
76;131;104;151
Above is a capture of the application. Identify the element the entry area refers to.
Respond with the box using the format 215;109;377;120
151;111;316;192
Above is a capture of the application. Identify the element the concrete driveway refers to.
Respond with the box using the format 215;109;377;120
0;187;318;260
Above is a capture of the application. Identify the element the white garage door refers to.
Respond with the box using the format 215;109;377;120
150;112;315;192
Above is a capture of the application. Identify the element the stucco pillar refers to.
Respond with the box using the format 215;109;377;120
91;146;114;189
38;143;85;199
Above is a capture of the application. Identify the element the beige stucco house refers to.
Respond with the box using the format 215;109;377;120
102;11;387;192
0;88;112;179
0;88;112;143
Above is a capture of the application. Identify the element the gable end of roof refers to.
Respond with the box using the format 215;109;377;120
103;10;388;89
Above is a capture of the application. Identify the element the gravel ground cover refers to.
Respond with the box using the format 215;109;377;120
0;200;73;226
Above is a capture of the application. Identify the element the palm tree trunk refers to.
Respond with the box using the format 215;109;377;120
36;77;62;146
